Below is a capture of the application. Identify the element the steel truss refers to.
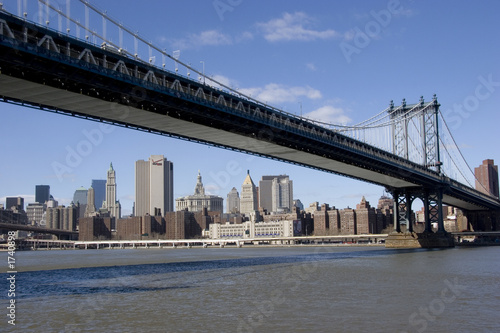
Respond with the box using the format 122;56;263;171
389;96;441;173
390;187;445;233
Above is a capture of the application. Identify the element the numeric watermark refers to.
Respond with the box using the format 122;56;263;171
6;231;17;326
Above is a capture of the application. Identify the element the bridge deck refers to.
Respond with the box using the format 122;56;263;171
0;74;417;189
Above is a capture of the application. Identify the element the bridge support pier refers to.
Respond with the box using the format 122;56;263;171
385;187;454;248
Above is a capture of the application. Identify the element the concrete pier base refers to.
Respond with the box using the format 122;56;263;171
385;231;455;248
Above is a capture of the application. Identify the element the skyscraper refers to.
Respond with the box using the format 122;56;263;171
259;175;293;213
475;159;499;198
73;187;87;205
6;197;24;211
85;186;96;217
227;187;240;213
135;155;174;216
272;176;293;213
91;179;106;209
240;171;258;216
73;186;88;218
101;163;121;218
35;185;50;204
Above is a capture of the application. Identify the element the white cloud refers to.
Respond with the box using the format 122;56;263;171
236;31;254;42
306;63;317;71
239;83;322;104
172;30;232;49
257;12;339;42
303;105;352;125
204;183;221;195
205;74;239;90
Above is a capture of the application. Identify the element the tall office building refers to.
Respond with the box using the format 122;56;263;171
475;159;499;198
73;186;88;218
227;187;240;213
259;175;293;213
35;185;50;204
294;199;304;211
240;171;258;216
85;186;96;217
135;155;174;216
91;179;106;209
6;197;24;211
73;187;88;205
102;163;121;218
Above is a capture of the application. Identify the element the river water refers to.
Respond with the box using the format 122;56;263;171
1;245;499;332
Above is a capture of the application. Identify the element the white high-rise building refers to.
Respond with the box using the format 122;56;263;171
135;155;174;216
240;171;258;217
271;176;293;213
26;202;46;226
259;175;293;213
102;163;121;218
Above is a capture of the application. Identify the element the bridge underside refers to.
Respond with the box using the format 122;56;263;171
0;74;490;211
0;74;418;188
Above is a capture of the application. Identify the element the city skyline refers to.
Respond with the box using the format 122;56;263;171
1;1;499;216
0;159;395;215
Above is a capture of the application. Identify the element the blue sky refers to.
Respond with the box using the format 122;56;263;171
1;0;499;215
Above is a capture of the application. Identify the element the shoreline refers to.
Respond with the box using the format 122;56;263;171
3;242;386;251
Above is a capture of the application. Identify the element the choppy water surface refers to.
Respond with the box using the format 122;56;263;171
1;246;499;332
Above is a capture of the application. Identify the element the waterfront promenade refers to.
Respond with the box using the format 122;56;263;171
9;234;387;250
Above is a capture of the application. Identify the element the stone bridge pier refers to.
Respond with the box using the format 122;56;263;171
385;187;454;248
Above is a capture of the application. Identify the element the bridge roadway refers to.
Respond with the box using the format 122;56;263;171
0;11;499;212
0;222;78;239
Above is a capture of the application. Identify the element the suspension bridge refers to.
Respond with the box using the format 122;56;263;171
0;1;499;247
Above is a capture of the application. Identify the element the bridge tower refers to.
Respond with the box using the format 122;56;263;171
389;95;441;172
386;96;453;248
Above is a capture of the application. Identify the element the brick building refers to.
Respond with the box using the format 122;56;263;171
46;204;78;231
116;216;143;240
79;216;113;241
355;197;378;234
313;204;330;236
327;209;341;233
340;208;356;234
475;159;499;198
